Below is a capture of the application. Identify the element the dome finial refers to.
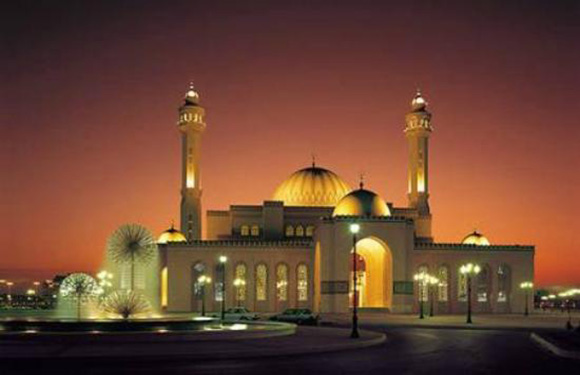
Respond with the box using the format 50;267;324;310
411;88;427;110
359;173;365;189
311;153;316;168
184;81;200;104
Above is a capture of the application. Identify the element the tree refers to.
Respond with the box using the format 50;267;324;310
59;273;100;320
106;224;157;291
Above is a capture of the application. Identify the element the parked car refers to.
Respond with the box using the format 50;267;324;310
269;308;319;325
223;307;260;321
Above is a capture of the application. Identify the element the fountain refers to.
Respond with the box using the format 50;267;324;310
0;224;295;350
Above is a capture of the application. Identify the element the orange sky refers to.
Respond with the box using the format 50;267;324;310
2;1;579;287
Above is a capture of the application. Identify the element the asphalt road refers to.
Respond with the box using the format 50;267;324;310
3;327;577;375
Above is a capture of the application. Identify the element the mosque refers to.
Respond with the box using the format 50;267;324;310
155;85;535;315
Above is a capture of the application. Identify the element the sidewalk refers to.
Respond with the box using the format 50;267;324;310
530;331;580;360
0;326;386;361
322;312;580;331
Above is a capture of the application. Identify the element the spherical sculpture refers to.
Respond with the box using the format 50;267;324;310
59;273;100;319
101;290;151;319
107;224;157;290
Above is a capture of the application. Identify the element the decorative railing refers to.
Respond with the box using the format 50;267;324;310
163;239;314;248
414;242;534;252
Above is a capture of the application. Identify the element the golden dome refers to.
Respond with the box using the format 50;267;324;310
158;225;187;244
462;231;490;246
332;187;391;217
272;165;352;207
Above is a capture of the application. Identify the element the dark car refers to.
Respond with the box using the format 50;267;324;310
269;308;319;325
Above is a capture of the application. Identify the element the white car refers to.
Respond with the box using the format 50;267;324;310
223;307;260;321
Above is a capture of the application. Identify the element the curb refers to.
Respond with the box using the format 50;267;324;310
324;321;569;332
530;332;580;360
0;327;386;362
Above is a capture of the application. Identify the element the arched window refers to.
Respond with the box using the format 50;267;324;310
285;225;295;237
214;263;224;301
256;264;268;301
305;225;315;237
276;264;288;301
192;262;206;300
477;265;490;302
235;263;247;303
437;265;449;302
240;225;249;236
295;225;305;237
497;264;511;302
458;268;467;302
417;265;429;301
297;264;308;301
251;225;260;237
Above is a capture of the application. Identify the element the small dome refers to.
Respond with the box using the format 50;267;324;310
332;187;391;217
183;82;200;106
462;231;490;246
273;165;351;207
158;225;187;244
411;89;428;112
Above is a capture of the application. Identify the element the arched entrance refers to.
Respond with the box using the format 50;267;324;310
349;237;393;309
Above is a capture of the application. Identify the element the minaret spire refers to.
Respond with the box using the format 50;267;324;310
178;83;206;240
405;89;433;240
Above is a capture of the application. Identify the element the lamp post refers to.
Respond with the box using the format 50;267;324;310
234;278;246;306
197;275;211;316
413;272;427;319
0;280;6;305
460;263;481;324
350;223;360;339
520;281;533;316
428;276;439;317
6;281;14;306
32;281;40;309
219;255;228;320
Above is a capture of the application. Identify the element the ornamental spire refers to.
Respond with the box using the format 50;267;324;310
411;88;427;111
184;81;200;105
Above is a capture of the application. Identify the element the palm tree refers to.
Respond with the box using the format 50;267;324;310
59;273;100;320
106;224;157;291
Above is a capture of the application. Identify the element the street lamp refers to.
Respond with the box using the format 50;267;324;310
197;275;212;316
6;281;14;305
350;223;360;339
428;276;439;317
413;272;427;319
33;281;40;309
460;263;481;324
219;255;228;320
233;278;246;306
0;280;6;302
520;281;533;316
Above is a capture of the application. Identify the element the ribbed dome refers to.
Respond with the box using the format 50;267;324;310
273;166;351;207
158;225;187;244
462;231;490;246
332;188;391;217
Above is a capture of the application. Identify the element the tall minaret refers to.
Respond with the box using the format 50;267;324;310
404;90;433;239
178;83;206;240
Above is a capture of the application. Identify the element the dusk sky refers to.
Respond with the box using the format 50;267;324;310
2;0;579;287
